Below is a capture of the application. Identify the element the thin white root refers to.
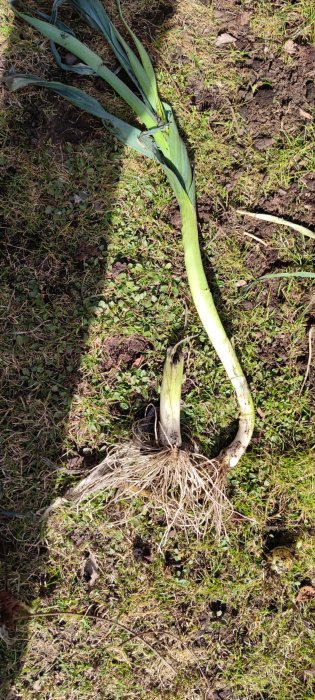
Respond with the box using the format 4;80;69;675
67;443;233;543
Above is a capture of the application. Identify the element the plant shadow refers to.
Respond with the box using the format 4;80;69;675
0;0;178;692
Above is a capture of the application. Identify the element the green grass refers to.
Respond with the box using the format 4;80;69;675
1;0;315;698
250;0;315;46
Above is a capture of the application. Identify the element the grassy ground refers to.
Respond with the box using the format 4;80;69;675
0;0;314;698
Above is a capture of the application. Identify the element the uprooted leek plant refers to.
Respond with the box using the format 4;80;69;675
69;345;233;540
7;0;255;536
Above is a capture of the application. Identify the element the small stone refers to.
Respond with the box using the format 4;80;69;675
283;40;297;55
65;52;78;66
253;137;274;151
299;108;313;121
235;280;248;288
215;33;236;47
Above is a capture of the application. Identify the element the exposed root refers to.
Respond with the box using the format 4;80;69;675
67;442;233;543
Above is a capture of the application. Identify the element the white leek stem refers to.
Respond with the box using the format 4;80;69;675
159;348;184;447
180;198;255;468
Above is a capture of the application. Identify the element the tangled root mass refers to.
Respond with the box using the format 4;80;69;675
68;442;233;543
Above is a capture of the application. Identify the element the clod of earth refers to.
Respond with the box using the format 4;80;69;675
101;334;149;371
81;550;99;588
0;590;31;644
296;585;315;604
267;546;294;574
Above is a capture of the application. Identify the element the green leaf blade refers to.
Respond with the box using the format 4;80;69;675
5;74;157;158
53;0;143;91
10;0;158;128
163;102;195;204
117;0;165;119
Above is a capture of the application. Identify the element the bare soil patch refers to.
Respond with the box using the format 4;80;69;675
101;334;150;372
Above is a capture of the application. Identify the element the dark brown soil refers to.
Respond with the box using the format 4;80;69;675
74;242;103;262
259;184;315;228
133;536;152;563
168;203;181;230
190;0;315;225
212;1;315;155
110;259;130;276
5;94;105;147
182;0;315;336
244;244;288;277
135;1;175;29
101;334;150;372
237;42;315;133
46;104;104;145
188;80;230;113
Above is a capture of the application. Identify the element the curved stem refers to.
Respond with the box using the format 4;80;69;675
180;198;255;469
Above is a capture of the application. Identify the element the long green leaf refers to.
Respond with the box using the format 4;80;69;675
52;0;144;94
5;74;158;158
36;8;76;35
10;0;158;129
163;102;195;204
36;8;95;74
53;0;165;118
116;0;165;119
